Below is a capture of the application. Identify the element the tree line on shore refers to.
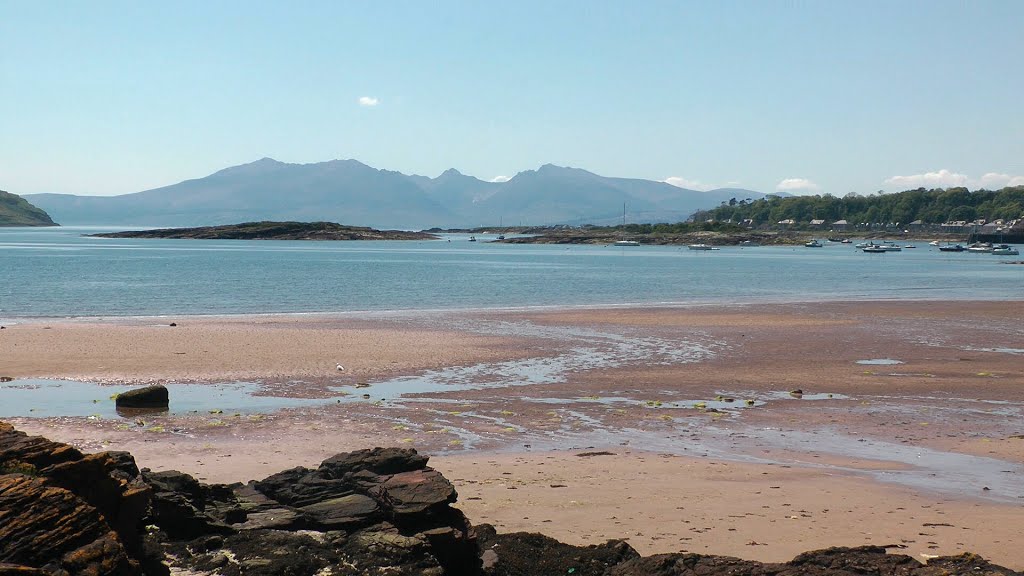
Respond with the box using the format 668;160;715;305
692;186;1024;227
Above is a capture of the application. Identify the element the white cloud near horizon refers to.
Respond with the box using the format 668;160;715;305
776;178;820;192
489;175;511;183
884;169;967;189
358;96;379;107
663;176;712;191
977;172;1024;188
883;169;1024;190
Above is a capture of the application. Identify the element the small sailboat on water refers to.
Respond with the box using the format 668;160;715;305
613;203;640;246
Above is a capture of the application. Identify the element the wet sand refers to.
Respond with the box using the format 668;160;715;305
3;301;1023;568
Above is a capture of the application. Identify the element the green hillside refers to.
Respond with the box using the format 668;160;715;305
0;190;57;226
695;186;1024;226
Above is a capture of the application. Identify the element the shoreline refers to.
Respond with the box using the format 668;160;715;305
3;300;1023;568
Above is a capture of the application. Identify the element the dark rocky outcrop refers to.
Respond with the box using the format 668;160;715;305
475;524;640;575
114;386;168;410
148;446;477;575
2;422;1021;576
90;221;438;241
600;545;1021;575
0;422;161;576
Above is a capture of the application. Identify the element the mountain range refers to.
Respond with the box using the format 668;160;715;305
25;159;769;229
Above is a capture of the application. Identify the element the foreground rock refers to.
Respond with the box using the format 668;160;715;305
0;422;161;575
145;446;478;575
1;422;1020;575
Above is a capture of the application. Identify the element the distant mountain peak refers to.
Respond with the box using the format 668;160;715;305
25;158;772;229
535;164;597;177
213;157;287;177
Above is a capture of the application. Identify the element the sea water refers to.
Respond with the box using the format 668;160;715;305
1;227;1021;320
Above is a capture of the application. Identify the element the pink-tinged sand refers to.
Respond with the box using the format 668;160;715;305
3;301;1023;569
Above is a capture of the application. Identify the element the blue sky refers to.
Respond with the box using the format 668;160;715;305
2;1;1022;196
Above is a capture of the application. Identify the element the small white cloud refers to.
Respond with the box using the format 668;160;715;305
663;176;712;191
776;178;820;192
358;96;379;107
489;175;511;183
976;172;1024;189
884;169;967;189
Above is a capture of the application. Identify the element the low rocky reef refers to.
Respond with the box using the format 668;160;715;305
1;422;1018;576
89;221;439;241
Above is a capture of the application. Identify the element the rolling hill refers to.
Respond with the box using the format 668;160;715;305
0;190;57;226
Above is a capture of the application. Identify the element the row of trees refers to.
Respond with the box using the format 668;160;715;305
693;186;1024;226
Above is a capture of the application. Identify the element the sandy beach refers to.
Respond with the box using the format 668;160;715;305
2;301;1023;568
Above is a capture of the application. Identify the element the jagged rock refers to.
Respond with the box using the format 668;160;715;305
924;552;1023;575
0;564;49;575
373;468;457;516
605;552;762;576
0;422;162;576
605;545;1024;575
321;447;430;476
142;469;242;539
114;385;168;409
299;493;380;528
475;524;640;576
135;447;476;574
231;484;304;530
174;529;342;576
253;447;433;508
43;453;151;553
0;422;85;469
0;474;134;575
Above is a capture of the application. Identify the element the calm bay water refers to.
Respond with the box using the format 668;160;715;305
1;226;1021;320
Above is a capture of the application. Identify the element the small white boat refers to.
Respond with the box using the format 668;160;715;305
687;243;717;251
841;239;852;244
904;244;916;249
614;240;640;246
739;240;760;247
967;242;993;253
992;244;1019;255
928;240;941;246
805;240;823;248
862;245;888;253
